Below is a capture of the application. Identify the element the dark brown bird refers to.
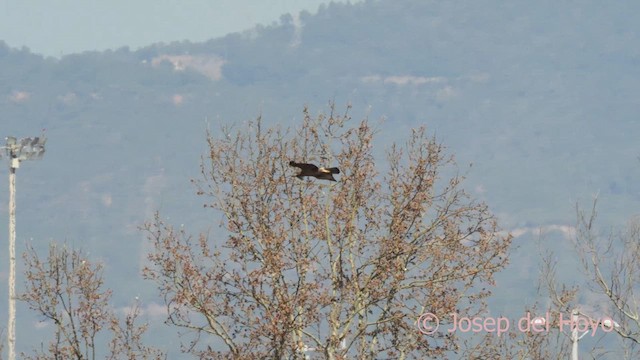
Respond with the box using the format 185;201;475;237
289;161;340;181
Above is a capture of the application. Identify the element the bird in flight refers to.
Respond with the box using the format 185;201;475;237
289;161;340;181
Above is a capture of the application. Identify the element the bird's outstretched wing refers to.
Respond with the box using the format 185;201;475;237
289;161;319;174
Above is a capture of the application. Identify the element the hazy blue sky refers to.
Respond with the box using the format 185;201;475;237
0;0;361;57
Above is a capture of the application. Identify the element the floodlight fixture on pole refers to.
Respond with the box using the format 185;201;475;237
602;318;620;330
2;134;46;360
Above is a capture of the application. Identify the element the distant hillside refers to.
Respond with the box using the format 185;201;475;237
1;0;640;357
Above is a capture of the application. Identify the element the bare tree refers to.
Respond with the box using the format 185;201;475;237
107;300;165;360
461;303;573;360
540;199;640;358
20;243;164;360
143;105;512;359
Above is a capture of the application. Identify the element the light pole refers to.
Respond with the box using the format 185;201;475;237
533;309;620;360
568;309;621;360
1;135;46;360
570;309;580;360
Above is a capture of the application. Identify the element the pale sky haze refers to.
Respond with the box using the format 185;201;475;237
0;0;361;57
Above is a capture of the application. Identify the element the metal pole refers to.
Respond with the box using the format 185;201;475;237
7;163;16;360
3;135;45;359
571;310;579;360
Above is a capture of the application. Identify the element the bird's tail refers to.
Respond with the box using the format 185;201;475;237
326;167;340;174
